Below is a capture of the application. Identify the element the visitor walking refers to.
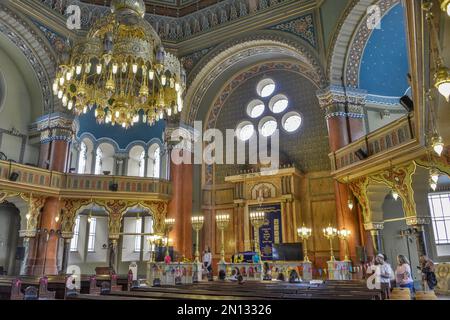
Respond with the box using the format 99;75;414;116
419;255;437;291
395;254;414;293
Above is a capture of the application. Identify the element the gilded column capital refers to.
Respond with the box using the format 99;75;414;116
316;86;367;119
370;162;417;217
349;176;371;223
34;112;75;144
405;216;430;227
364;222;384;231
60;198;91;239
18;193;46;238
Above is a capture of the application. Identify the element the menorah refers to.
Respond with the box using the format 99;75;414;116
297;224;312;263
338;228;351;262
323;224;338;262
191;216;204;263
216;213;230;263
249;211;265;256
164;218;175;257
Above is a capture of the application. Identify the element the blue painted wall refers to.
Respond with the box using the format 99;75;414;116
77;109;165;150
359;4;410;97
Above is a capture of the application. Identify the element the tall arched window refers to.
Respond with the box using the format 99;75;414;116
78;142;87;174
138;151;145;177
152;146;160;178
94;147;103;175
147;143;161;178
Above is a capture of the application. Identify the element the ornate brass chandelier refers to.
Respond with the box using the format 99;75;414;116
53;0;186;129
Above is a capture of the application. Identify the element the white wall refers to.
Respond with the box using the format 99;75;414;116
68;215;109;274
0;44;40;165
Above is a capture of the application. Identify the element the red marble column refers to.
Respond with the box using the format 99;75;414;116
327;114;364;261
30;198;61;275
167;151;193;260
27;118;73;275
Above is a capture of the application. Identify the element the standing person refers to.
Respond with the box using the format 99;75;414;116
375;254;393;299
419;255;437;291
395;255;414;293
382;254;396;289
203;247;212;277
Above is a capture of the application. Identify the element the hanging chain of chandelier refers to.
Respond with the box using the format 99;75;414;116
52;0;186;129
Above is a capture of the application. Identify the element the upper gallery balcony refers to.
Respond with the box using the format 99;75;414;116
0;160;171;201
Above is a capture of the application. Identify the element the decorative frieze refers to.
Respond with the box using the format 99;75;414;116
316;86;367;119
38;0;297;42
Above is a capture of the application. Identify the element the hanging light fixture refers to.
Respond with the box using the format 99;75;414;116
348;199;354;210
440;0;450;17
435;66;450;102
53;0;186;129
431;133;445;156
389;161;399;201
429;177;438;191
423;2;450;101
430;167;440;191
391;190;399;201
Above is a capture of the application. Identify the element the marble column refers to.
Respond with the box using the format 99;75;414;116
28;113;74;275
364;222;384;255
406;217;431;258
317;87;367;261
60;238;71;275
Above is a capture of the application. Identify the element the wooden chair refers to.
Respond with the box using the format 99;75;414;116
39;276;56;300
415;291;438;300
389;287;412;300
10;279;24;300
89;276;101;295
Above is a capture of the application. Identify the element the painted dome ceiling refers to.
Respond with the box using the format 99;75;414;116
359;3;410;97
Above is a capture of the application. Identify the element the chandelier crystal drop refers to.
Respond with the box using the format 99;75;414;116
53;0;186;129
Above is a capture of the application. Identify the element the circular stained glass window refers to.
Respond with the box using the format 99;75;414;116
256;78;275;98
282;112;302;133
259;117;278;137
236;121;255;141
246;99;265;118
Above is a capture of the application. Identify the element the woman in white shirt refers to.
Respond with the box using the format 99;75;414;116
395;254;414;292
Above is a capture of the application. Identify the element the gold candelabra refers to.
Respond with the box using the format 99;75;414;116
249;211;265;256
338;228;351;262
191;216;204;263
323;225;338;262
147;234;162;263
297;224;312;263
164;218;175;257
215;213;230;264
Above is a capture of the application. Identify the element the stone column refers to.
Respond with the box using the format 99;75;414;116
165;125;193;259
28;114;74;275
364;222;384;255
60;238;71;275
406;217;430;258
104;200;128;274
317;87;366;261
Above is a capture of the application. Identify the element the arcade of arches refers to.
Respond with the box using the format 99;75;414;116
0;0;450;299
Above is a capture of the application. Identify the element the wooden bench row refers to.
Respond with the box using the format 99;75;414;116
0;274;132;300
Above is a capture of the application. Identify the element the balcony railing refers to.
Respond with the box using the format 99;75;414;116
0;160;171;200
330;115;416;173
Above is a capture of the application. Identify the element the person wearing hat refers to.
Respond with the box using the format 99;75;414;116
376;253;393;299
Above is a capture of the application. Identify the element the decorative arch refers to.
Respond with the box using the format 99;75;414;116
0;4;58;113
182;31;326;126
205;61;321;132
327;0;400;87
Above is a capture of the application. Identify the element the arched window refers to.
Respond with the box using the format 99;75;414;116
138;151;145;178
147;143;161;178
152;146;160;178
78;142;87;174
95;147;103;175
